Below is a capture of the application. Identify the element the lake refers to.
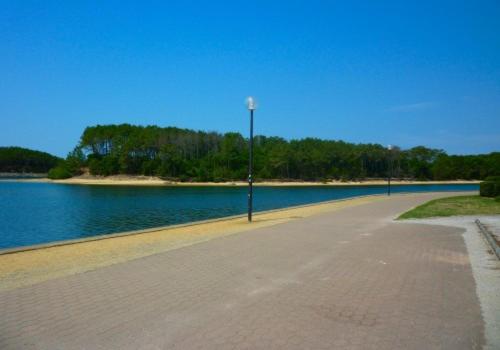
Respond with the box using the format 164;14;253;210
0;182;478;250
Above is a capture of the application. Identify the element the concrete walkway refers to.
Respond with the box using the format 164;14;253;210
0;192;491;349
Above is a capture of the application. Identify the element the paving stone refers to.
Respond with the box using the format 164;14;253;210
0;193;485;349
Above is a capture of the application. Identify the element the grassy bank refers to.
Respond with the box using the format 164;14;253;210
398;195;500;219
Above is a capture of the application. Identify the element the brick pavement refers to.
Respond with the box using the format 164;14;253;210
0;192;485;349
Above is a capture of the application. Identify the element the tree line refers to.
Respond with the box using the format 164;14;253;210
46;124;499;181
0;147;61;174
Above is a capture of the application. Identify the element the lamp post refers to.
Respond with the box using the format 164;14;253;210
246;97;257;222
387;145;393;196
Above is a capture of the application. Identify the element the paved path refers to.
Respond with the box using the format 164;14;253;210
403;215;500;350
0;192;487;349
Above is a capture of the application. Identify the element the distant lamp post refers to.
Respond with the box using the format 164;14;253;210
246;96;257;222
387;145;393;196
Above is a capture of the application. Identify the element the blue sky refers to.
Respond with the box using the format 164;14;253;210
1;1;499;157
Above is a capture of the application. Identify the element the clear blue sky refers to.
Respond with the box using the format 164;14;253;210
1;1;499;157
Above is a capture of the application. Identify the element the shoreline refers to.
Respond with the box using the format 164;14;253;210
0;191;475;292
4;175;481;187
0;193;384;256
0;194;389;291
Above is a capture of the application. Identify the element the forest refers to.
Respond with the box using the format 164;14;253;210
0;147;61;174
45;124;499;181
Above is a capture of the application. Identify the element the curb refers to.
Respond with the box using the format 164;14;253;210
475;219;500;260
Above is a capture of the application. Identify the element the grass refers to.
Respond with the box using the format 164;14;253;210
398;195;500;220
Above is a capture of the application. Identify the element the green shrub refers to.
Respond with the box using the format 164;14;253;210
178;174;190;182
485;176;500;182
88;157;119;176
47;166;72;179
480;177;500;198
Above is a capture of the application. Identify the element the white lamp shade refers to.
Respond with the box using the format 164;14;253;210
246;96;257;110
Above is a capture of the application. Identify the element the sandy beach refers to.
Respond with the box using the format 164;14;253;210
12;174;481;186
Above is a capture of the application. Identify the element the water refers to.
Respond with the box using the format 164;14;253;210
0;182;478;250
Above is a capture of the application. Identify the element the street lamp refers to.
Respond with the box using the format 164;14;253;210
387;145;393;196
246;96;257;222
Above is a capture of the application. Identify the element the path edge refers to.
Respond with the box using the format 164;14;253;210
475;219;500;260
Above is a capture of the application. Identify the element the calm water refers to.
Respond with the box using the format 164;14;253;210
0;182;478;249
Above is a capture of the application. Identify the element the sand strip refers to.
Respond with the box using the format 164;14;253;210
8;176;480;187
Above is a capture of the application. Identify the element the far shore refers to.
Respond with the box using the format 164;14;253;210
6;175;481;187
